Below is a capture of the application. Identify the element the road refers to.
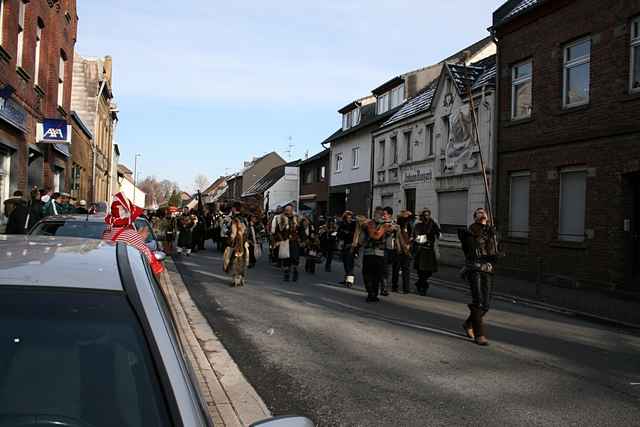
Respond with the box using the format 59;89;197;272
174;247;640;427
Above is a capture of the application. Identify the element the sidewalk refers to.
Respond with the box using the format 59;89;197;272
158;258;272;426
428;265;640;329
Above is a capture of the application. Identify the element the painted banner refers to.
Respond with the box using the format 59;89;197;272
445;109;475;170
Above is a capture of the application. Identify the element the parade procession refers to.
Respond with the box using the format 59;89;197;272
1;0;640;426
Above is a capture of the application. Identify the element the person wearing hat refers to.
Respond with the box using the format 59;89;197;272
75;200;89;214
413;209;441;296
42;192;62;217
391;210;414;294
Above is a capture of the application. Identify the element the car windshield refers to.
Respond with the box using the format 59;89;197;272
30;221;107;239
0;287;171;427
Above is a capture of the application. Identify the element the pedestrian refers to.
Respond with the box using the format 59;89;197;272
320;217;338;272
223;202;249;287
273;204;301;282
300;216;320;274
3;191;28;235
362;207;392;302
59;193;73;214
42;192;62;217
25;188;44;231
391;210;413;294
413;209;441;296
337;210;357;286
381;206;395;297
177;208;195;255
75;200;89;214
248;214;262;268
458;207;497;346
160;211;176;255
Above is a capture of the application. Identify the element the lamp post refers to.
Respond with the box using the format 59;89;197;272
133;153;141;206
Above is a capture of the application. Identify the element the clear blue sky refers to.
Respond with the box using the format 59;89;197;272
76;0;505;192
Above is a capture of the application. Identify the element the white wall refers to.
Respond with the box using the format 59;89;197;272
119;178;147;208
266;167;299;211
329;129;371;187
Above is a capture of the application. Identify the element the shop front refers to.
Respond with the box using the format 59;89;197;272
0;95;28;226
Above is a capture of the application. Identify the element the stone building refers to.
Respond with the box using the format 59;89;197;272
0;0;78;223
70;53;117;203
492;0;640;289
69;110;92;202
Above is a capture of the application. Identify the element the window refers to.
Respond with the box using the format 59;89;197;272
377;171;385;183
16;0;26;68
404;188;416;214
559;168;587;242
405;131;412;162
378;140;385;168
377;93;389;114
34;22;43;87
304;169;313;184
438;191;468;235
352;147;359;169
442;116;450;149
0;288;172;427
320;165;326;181
509;172;530;238
390;136;398;164
335;152;343;172
511;60;532;119
631;17;640;91
389;168;398;181
426;124;434;156
0;0;5;46
58;52;67;107
0;151;10;225
342;108;361;130
563;38;591;107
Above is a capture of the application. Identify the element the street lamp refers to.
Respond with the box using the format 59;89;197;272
133;153;141;206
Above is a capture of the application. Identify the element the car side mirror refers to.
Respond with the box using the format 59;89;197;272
250;416;314;427
154;250;167;262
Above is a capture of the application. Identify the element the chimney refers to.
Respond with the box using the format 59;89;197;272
103;55;113;85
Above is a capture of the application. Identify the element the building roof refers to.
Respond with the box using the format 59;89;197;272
202;176;227;195
299;149;329;166
381;85;437;128
493;0;543;28
446;55;497;96
323;103;400;145
117;164;133;176
242;160;300;198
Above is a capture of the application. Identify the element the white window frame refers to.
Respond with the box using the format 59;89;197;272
352;107;360;126
377;93;390;114
508;171;530;238
630;16;640;93
0;0;5;46
34;24;43;87
16;0;26;68
558;167;587;242
352;146;360;169
320;166;326;181
563;37;591;108
511;60;533;120
335;152;343;173
58;53;66;107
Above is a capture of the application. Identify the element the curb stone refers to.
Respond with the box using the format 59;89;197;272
159;258;272;426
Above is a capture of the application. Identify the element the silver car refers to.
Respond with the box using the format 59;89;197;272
0;236;313;427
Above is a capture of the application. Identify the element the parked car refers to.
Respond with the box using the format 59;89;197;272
29;214;164;256
0;236;313;427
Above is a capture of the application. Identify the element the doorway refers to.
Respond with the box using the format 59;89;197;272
404;188;416;214
625;174;640;288
633;178;640;284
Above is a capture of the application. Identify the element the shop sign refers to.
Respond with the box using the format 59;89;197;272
0;97;27;133
37;119;72;143
405;168;432;184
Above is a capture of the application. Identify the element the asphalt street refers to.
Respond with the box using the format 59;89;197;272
174;247;640;427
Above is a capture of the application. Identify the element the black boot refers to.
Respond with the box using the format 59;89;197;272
470;306;488;346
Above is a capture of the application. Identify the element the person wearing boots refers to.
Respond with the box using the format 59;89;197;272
337;210;356;287
320;217;338;272
274;204;301;282
224;202;249;287
391;210;413;294
458;207;497;346
413;209;441;296
362;207;392;302
300;216;319;274
380;206;395;297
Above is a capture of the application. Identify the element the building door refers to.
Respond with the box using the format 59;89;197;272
329;192;346;217
404;188;416;214
624;174;640;288
633;178;640;284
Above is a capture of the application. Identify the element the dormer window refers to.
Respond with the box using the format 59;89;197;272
377;82;405;114
342;107;360;130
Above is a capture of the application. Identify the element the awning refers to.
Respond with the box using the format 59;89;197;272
53;143;70;158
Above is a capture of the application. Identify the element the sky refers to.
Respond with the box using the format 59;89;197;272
75;0;506;193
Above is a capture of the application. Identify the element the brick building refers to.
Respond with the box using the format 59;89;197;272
492;0;640;289
298;149;329;220
0;0;78;222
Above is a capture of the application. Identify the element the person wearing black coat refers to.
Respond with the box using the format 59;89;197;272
412;209;441;296
337;211;357;286
4;192;28;235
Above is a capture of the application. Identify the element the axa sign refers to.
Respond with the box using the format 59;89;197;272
37;118;72;143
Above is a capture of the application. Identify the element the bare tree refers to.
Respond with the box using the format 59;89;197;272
194;174;210;192
139;176;180;205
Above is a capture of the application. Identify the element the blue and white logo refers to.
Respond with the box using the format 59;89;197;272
37;119;71;143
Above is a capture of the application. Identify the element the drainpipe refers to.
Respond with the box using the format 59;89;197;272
92;80;107;203
490;31;500;231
